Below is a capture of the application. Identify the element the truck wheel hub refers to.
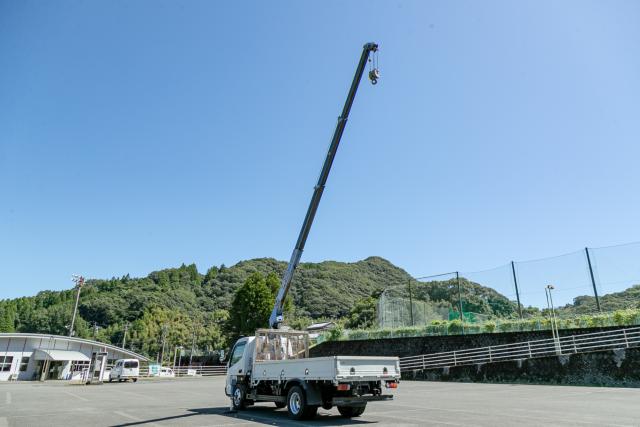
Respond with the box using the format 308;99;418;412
233;389;242;405
289;392;301;414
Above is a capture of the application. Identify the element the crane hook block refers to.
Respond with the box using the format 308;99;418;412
369;68;380;85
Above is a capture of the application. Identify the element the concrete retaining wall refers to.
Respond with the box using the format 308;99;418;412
310;327;640;387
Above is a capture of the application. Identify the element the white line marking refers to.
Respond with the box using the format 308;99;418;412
62;390;89;402
4;392;10;405
120;390;157;400
8;409;92;419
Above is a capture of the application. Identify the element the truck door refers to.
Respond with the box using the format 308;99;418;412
225;339;247;395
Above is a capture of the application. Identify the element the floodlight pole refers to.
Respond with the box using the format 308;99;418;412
545;285;561;353
69;275;85;337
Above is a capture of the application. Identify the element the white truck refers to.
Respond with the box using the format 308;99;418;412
225;329;400;419
225;43;397;420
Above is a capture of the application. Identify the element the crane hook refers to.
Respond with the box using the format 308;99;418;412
369;68;380;85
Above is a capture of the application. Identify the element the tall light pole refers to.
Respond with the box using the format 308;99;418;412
69;275;85;337
545;284;560;353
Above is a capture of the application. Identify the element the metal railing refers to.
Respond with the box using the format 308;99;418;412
173;365;227;376
139;365;227;377
400;326;640;371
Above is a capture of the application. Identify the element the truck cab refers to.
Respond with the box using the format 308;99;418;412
225;336;253;396
225;329;400;420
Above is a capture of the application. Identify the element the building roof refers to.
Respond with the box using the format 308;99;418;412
34;349;91;362
306;322;336;331
0;333;150;361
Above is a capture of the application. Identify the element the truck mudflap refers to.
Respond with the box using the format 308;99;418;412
332;394;394;406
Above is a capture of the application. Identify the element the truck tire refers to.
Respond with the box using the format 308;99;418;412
286;386;318;420
274;401;287;409
232;384;247;410
337;404;366;418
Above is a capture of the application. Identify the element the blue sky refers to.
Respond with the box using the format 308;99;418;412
1;1;639;304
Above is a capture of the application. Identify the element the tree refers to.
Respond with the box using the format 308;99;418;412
229;273;273;337
265;272;293;316
0;302;16;332
345;296;377;329
204;266;219;282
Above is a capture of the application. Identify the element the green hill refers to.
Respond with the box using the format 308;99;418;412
557;284;640;315
0;257;519;357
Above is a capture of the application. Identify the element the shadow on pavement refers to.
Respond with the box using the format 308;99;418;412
110;405;376;426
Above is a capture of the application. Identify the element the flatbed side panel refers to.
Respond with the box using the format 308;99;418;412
253;356;338;381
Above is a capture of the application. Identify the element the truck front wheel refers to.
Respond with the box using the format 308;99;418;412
286;386;317;420
337;404;366;418
232;384;247;410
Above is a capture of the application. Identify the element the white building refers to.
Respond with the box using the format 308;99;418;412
0;333;149;381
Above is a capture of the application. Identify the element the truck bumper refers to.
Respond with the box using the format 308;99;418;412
332;394;394;406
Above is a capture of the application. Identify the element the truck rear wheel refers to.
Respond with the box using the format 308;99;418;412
337;404;366;418
286;386;317;420
274;401;287;409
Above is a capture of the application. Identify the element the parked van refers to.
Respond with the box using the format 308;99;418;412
109;359;139;382
158;367;175;378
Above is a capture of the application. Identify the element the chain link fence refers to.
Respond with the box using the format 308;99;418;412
377;242;640;330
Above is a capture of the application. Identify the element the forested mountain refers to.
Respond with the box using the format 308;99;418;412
0;257;519;357
0;257;415;354
557;285;640;315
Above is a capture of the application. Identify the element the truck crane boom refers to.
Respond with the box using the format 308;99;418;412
269;42;379;329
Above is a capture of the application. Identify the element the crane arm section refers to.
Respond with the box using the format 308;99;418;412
269;42;379;329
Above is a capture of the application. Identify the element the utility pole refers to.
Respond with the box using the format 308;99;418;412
69;275;85;337
93;322;99;340
159;324;168;365
189;324;198;367
173;345;183;370
122;322;130;349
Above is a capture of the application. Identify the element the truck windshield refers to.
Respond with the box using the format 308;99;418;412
230;342;246;366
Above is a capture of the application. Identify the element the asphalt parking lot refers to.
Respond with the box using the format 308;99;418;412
1;376;639;426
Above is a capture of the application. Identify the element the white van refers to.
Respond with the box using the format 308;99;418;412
109;359;139;382
158;367;175;378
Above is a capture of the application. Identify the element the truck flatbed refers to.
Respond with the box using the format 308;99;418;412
253;355;400;382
